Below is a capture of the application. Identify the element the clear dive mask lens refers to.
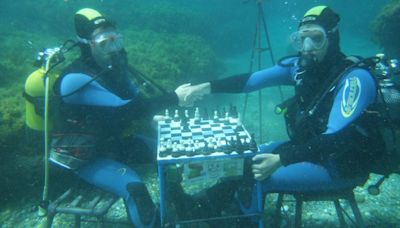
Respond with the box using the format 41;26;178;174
91;31;123;54
290;28;327;52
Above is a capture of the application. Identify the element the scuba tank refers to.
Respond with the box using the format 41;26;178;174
373;54;400;125
24;47;64;131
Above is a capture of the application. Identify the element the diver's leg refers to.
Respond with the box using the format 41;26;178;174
238;141;365;215
75;158;158;227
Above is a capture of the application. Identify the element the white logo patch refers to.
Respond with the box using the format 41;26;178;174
341;76;361;118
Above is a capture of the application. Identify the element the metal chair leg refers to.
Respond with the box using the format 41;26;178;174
348;193;365;228
274;193;284;228
333;199;347;227
294;198;303;228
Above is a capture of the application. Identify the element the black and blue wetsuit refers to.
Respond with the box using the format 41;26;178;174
210;55;385;213
50;58;178;227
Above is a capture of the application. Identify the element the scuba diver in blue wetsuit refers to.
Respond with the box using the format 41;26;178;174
48;8;193;227
182;5;387;223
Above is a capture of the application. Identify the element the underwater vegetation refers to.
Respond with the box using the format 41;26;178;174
124;29;223;90
371;0;400;58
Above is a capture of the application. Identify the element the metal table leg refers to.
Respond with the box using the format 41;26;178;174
158;163;166;226
256;181;264;228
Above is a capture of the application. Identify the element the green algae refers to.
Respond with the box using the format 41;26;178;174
371;0;400;58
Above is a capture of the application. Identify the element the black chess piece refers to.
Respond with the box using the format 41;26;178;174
181;115;190;132
249;134;258;152
236;135;244;154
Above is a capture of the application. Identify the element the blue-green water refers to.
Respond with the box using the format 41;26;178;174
0;0;399;227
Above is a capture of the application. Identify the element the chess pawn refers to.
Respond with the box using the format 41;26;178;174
236;136;244;154
213;110;219;123
164;109;171;123
159;145;168;157
173;109;180;122
224;112;229;124
249;134;258;152
206;142;214;155
185;109;190;119
194;107;201;124
172;142;180;157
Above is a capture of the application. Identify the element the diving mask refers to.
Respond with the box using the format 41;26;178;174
90;31;123;54
290;26;327;52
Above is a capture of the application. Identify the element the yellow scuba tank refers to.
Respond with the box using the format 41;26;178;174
24;68;58;131
24;47;64;132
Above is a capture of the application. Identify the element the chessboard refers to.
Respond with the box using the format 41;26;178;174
157;107;257;160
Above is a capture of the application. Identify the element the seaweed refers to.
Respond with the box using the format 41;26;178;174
371;0;400;58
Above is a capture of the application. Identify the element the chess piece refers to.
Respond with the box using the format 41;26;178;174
159;145;168;157
236;134;244;154
165;109;171;123
181;112;190;132
172;142;180;157
249;134;258;152
185;109;190;119
224;112;229;124
174;109;180;122
213;110;219;123
194;107;201;124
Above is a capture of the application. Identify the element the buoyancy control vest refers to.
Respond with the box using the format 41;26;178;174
52;56;139;137
277;54;400;176
282;53;352;143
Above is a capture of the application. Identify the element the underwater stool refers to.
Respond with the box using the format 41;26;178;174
273;188;365;228
46;188;119;228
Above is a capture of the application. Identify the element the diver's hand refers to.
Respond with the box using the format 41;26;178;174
153;115;166;122
175;82;211;107
175;83;194;107
183;82;211;105
251;153;282;181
